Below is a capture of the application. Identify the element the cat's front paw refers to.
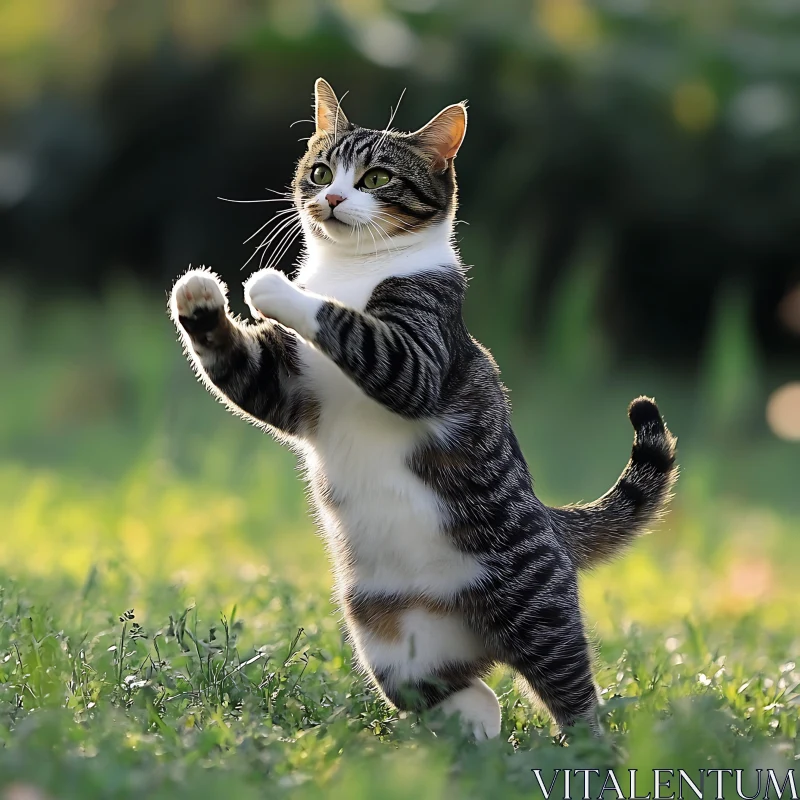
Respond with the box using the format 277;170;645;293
244;269;323;340
171;268;228;336
244;269;295;321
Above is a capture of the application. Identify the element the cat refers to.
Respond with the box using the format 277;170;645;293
169;78;677;740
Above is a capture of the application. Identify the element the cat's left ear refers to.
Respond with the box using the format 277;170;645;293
314;78;350;137
409;102;467;171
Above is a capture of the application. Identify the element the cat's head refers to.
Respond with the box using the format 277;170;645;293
293;78;467;248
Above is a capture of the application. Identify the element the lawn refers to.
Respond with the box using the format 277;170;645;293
1;282;798;799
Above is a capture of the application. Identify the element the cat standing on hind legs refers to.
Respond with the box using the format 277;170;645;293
170;78;678;740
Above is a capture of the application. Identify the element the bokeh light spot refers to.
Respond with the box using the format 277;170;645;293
354;15;417;68
535;0;599;52
766;382;800;441
730;83;792;137
777;283;800;336
672;81;717;132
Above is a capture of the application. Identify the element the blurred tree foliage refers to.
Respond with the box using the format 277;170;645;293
1;0;800;361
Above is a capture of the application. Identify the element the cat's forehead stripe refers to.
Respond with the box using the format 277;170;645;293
327;130;363;164
325;129;397;167
353;138;375;160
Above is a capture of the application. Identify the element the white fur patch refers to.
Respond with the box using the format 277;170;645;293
438;680;502;740
352;609;485;681
303;394;481;597
296;219;459;305
244;268;323;341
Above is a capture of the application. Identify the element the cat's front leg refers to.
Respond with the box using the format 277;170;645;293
170;267;314;437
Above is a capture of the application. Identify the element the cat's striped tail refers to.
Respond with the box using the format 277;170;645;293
549;397;678;571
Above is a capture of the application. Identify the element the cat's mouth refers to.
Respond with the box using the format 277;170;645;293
321;214;350;229
305;207;355;240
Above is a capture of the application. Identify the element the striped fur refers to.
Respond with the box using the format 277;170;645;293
170;270;318;442
550;398;678;571
169;79;677;740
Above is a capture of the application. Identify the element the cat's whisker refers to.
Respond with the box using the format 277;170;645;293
371;225;395;259
249;222;298;262
357;216;394;253
369;213;414;233
365;218;400;257
253;212;300;254
266;227;303;273
241;214;300;271
374;217;418;237
369;210;419;238
362;219;380;260
364;215;392;245
258;222;302;269
264;220;303;272
376;88;406;154
243;208;297;245
368;207;414;225
333;90;350;141
218;196;293;204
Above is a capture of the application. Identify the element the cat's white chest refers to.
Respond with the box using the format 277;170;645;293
295;268;479;598
301;348;479;596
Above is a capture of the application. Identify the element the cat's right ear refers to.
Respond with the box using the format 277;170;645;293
409;103;467;171
314;78;350;138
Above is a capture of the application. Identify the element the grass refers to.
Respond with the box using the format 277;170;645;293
0;278;798;799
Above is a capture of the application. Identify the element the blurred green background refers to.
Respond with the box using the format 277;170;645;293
1;0;799;506
1;2;799;798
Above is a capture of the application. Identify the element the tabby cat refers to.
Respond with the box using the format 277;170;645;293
170;79;677;739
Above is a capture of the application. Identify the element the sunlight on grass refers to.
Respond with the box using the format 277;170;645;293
3;455;798;634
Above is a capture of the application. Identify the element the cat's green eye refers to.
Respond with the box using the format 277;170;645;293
361;168;391;190
310;164;333;186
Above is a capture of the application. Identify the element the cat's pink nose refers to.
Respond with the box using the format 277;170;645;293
326;193;345;208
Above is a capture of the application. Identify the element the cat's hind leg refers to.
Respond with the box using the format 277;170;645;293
467;545;601;736
512;622;601;736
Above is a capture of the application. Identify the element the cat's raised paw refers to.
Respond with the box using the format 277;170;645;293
244;268;295;321
244;269;323;340
171;269;227;336
172;269;226;316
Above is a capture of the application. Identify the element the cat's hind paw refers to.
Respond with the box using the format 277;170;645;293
437;680;502;741
171;268;227;336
